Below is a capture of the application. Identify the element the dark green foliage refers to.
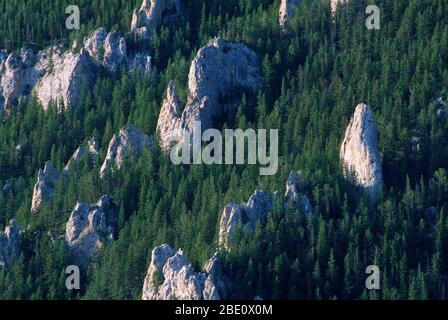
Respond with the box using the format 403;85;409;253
0;0;447;300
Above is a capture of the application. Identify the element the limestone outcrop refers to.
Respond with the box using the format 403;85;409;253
340;103;383;201
65;195;117;265
64;138;100;172
218;190;272;250
0;219;20;269
31;161;61;212
0;49;41;115
84;28;127;74
157;38;263;151
279;0;301;27
131;0;182;42
142;244;226;300
100;125;153;177
34;49;96;110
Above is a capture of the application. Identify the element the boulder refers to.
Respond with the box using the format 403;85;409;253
31;161;61;212
65;195;117;265
157;38;263;151
279;0;301;27
0;219;20;269
340;103;383;202
142;245;226;300
100;124;153;177
131;0;182;42
218;190;272;250
34;49;96;110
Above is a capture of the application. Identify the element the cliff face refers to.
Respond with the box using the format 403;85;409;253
141;244;226;300
34;49;96;111
340;104;383;201
218;190;272;250
157;38;263;151
100;125;154;177
0;220;20;269
65;195;117;265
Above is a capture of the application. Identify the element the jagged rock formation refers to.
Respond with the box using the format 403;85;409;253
218;190;272;250
31;161;61;212
100;124;154;177
65;195;117;265
142;244;226;300
157;38;263;151
64;138;100;172
0;220;20;269
340;103;383;201
84;28;127;74
0;49;41;115
285;170;312;215
279;0;301;27
1;28;152;116
34;49;96;110
131;0;182;42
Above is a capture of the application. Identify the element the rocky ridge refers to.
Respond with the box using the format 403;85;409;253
65;195;117;265
142;244;226;300
218;172;313;250
157;38;263;151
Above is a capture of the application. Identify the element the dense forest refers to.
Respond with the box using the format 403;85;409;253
1;0;448;300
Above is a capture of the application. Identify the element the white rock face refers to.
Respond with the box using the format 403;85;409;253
65;195;117;265
31;161;61;212
34;49;95;110
131;0;182;41
218;190;272;250
0;219;20;269
84;28;127;74
340;103;383;201
279;0;301;27
142;245;226;300
285;170;312;216
0;49;41;115
64;138;100;172
100;125;153;177
157;38;262;151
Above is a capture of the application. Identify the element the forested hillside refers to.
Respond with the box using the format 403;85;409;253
1;0;448;300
